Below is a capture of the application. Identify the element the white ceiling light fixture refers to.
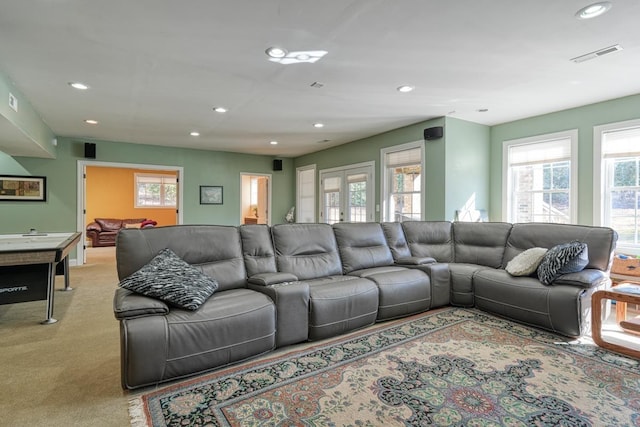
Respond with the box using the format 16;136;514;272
313;123;324;128
270;140;278;145
190;131;200;136
84;119;98;124
213;107;228;113
265;47;287;58
69;82;89;90
267;48;328;65
575;2;612;19
397;85;415;93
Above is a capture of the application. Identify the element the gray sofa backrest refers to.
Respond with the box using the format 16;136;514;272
381;222;412;260
401;221;454;262
116;225;247;291
453;222;513;268
271;223;342;280
333;222;394;273
240;224;277;276
504;223;618;271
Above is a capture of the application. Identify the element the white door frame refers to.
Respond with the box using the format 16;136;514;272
76;160;184;265
239;172;273;225
319;161;375;223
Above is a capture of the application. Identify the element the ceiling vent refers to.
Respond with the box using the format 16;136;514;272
571;44;623;63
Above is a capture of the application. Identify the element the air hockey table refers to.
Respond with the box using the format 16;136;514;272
0;231;81;324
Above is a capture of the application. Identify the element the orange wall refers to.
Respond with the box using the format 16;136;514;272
86;166;177;226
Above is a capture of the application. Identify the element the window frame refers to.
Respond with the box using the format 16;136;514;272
380;140;425;222
593;118;640;254
134;173;177;208
502;130;578;223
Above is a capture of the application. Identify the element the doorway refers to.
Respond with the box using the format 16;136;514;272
319;161;374;224
76;160;184;265
240;173;271;225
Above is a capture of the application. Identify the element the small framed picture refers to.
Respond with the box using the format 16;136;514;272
0;175;47;202
200;185;223;205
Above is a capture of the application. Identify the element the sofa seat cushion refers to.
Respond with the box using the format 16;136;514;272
448;263;492;307
473;269;586;337
355;268;431;321
305;275;379;341
349;265;408;277
120;288;276;389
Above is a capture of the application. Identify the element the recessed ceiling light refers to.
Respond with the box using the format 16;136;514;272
213;107;228;113
313;123;324;128
397;85;414;93
69;82;89;90
270;141;278;145
575;2;612;19
265;47;287;58
84;119;98;125
190;131;200;136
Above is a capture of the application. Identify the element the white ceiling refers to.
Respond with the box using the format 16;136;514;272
1;0;639;158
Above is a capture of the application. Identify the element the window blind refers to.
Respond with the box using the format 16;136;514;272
508;138;571;167
602;127;640;158
385;147;421;168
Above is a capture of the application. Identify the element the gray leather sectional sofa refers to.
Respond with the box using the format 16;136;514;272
113;221;617;389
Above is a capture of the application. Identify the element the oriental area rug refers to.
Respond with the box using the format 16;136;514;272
129;308;640;427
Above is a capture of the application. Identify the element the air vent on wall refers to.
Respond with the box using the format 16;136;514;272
570;44;623;63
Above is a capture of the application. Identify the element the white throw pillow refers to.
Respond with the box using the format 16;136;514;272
506;247;548;276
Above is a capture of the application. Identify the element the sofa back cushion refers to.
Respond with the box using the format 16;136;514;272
453;222;513;268
271;223;342;280
240;224;277;276
504;223;618;272
402;221;454;262
95;218;123;232
116;225;246;291
333;223;394;273
381;222;412;260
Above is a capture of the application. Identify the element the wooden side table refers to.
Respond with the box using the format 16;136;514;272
592;285;640;359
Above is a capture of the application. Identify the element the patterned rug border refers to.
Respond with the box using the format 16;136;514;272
129;307;640;427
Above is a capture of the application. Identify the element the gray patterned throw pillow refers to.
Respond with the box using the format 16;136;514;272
536;241;588;285
119;248;218;310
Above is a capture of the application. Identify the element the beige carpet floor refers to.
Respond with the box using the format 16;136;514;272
3;247;639;427
0;247;131;427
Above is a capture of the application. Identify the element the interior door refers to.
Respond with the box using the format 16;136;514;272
320;164;373;224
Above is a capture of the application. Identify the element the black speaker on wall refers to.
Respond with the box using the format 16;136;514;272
84;142;96;159
273;159;283;171
424;126;444;141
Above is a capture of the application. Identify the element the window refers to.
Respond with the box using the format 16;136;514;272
135;173;177;208
381;141;424;222
503;130;577;223
594;119;640;253
296;165;316;222
319;163;374;224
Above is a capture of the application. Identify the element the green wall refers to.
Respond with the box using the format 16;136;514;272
0;137;295;234
294;116;490;221
489;93;640;225
444;117;490;220
0;71;57;158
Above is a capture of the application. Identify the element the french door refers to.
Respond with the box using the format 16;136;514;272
319;162;374;224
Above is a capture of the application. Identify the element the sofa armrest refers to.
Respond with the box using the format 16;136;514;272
553;269;610;288
86;221;102;232
113;288;169;320
248;272;298;286
396;256;436;265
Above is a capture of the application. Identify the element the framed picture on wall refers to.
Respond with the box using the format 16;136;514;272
0;175;47;202
200;185;223;205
